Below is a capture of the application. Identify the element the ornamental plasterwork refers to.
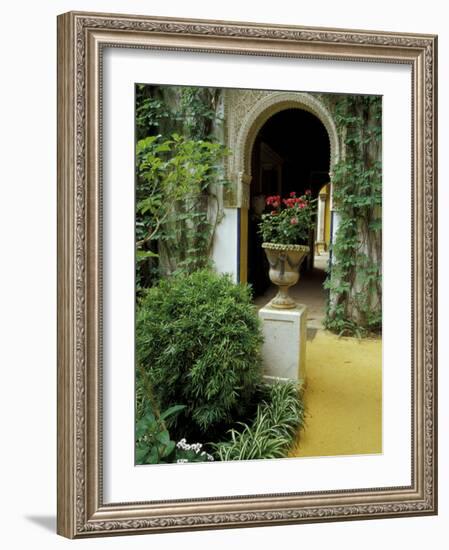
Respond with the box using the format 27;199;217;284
223;89;271;207
223;89;340;208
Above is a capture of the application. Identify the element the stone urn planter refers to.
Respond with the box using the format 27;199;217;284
262;243;309;309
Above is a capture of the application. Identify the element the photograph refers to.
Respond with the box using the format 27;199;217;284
134;84;383;465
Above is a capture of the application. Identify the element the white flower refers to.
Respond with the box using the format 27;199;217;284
176;438;188;450
176;438;207;456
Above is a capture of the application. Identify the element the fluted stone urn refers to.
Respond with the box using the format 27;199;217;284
262;243;309;309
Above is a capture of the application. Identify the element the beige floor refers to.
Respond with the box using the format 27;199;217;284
290;330;382;457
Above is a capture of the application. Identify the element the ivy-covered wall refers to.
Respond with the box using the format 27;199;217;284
321;95;382;334
135;85;228;290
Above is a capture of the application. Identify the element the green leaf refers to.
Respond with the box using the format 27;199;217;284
147;446;160;464
135;410;156;438
159;404;186;421
136;250;158;260
160;440;176;458
135;445;149;464
155;430;171;446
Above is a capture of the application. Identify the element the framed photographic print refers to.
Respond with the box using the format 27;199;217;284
57;11;438;538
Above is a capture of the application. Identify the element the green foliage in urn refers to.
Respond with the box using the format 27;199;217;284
213;381;305;461
136;269;264;441
258;191;316;245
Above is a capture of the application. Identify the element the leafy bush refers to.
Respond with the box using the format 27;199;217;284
136;402;213;465
136;402;185;464
136;269;264;440
135;133;230;290
212;381;305;461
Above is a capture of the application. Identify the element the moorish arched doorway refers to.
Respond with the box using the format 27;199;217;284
228;91;339;289
247;108;331;296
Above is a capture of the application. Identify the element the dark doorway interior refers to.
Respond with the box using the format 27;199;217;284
247;108;331;298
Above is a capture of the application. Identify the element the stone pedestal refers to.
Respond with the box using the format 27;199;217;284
258;302;307;385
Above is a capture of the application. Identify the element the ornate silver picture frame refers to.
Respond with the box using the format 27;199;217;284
57;11;437;538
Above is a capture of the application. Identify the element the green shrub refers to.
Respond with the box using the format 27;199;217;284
136;269;263;440
212;381;305;461
135;402;214;465
135;402;185;464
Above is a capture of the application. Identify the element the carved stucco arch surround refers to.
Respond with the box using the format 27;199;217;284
227;92;340;209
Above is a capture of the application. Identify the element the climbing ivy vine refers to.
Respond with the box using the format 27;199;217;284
324;95;382;335
135;85;228;292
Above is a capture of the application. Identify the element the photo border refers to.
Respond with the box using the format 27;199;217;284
57;11;437;538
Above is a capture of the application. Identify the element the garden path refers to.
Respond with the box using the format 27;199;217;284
254;252;382;458
290;331;382;458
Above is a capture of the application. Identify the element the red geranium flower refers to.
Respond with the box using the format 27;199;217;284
266;195;281;207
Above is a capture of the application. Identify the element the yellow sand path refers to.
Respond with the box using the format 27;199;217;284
291;329;382;458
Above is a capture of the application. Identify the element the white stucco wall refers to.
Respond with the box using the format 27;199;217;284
211;208;239;281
